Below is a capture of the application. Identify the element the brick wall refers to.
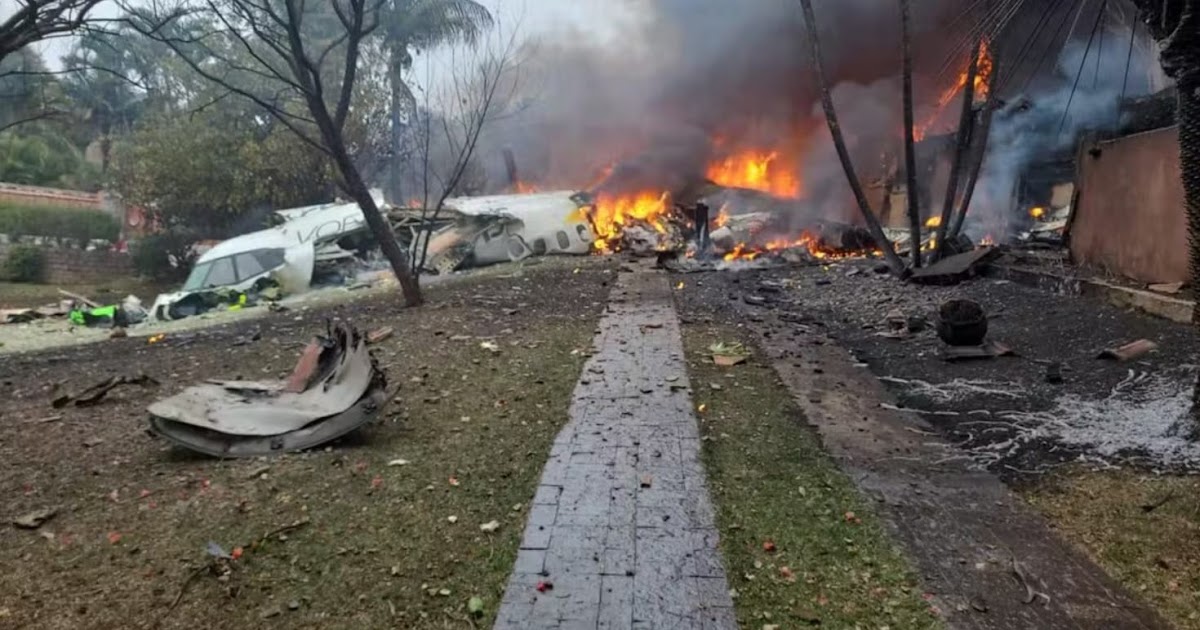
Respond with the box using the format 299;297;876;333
0;243;134;284
0;182;105;210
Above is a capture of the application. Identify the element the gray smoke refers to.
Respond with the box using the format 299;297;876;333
479;0;961;204
473;0;1160;237
968;22;1161;239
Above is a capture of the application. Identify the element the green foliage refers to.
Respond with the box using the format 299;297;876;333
0;132;98;189
110;117;333;239
0;203;119;245
130;231;197;281
1;245;46;283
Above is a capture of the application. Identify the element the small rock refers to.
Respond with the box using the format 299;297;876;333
109;328;127;339
247;465;271;479
13;508;57;530
758;281;783;294
1045;362;1064;384
260;606;283;619
287;600;300;611
744;295;769;307
480;520;501;533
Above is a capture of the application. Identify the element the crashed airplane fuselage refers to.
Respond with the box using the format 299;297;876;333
423;191;596;272
149;199;373;320
150;191;599;321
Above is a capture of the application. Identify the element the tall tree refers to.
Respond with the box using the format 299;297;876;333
899;0;921;268
0;47;65;133
1130;1;1199;413
0;1;105;65
932;38;981;259
127;0;427;306
381;0;493;203
60;31;147;171
798;0;908;275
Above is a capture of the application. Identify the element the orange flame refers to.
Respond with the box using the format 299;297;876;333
706;150;802;198
1030;206;1046;219
513;181;539;194
722;231;881;263
925;215;942;228
713;204;731;229
584;191;672;252
915;41;994;141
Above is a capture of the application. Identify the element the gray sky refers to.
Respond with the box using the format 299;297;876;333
13;0;628;81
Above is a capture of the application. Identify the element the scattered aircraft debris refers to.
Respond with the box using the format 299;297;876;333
52;374;159;408
147;322;387;457
1099;339;1160;362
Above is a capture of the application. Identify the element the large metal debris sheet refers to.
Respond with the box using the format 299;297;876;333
147;325;386;458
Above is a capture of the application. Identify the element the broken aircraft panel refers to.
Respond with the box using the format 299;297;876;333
148;323;386;457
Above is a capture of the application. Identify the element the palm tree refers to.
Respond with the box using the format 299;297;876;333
61;31;146;171
382;0;494;204
798;0;908;275
1129;0;1198;414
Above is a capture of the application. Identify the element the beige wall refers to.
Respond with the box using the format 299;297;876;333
1070;126;1188;285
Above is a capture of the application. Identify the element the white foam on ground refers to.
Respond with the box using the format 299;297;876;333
1009;370;1200;466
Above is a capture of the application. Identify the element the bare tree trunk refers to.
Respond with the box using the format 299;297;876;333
948;95;996;240
310;97;423;306
389;64;406;204
799;0;908;275
934;38;982;259
900;0;922;268
342;153;423;306
1178;81;1200;410
948;48;1002;242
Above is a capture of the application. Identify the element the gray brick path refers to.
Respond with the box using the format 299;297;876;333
494;272;736;630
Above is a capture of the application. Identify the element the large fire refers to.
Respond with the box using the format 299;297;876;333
583;191;673;252
706;150;802;198
915;41;994;141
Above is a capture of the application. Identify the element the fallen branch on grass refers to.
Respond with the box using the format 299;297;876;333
1011;556;1051;606
153;518;311;626
1141;492;1177;513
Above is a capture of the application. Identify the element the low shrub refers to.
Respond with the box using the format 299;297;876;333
131;231;197;281
1;244;45;282
0;203;120;246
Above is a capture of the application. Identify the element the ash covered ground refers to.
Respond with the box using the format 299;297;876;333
673;257;1200;477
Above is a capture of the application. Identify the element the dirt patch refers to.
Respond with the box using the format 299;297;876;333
1025;469;1200;630
0;259;614;629
674;267;1172;629
681;322;938;629
0;278;174;310
674;260;1200;477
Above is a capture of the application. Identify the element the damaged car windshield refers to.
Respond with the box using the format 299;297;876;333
182;248;286;291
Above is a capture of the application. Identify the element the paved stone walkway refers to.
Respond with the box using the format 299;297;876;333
494;272;736;630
